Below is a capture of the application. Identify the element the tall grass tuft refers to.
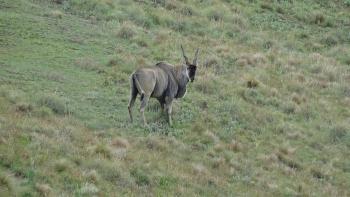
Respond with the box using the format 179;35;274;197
37;95;70;115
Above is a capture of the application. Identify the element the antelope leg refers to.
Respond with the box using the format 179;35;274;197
140;95;150;126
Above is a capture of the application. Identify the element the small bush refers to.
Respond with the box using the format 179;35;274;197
329;125;348;143
52;0;65;4
194;75;217;95
116;22;137;39
111;137;130;148
276;6;285;14
35;183;52;196
260;3;273;11
246;78;259;88
310;168;329;180
313;13;325;24
281;101;298;114
37;95;69;115
180;5;196;16
130;168;150;186
158;176;177;190
203;55;223;74
79;183;99;195
94;144;112;159
205;5;230;22
165;1;178;10
241;88;266;105
345;0;350;7
15;102;33;113
322;35;338;47
84;170;100;183
54;159;71;173
46;10;63;19
34;106;53;118
0;173;13;194
63;0;115;20
277;153;302;170
231;13;246;28
74;57;100;71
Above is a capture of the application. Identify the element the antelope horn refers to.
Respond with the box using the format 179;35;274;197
193;48;199;65
181;45;190;64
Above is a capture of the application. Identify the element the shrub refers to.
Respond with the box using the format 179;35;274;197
37;95;69;115
203;55;223;74
241;88;266;105
207;9;224;22
165;1;178;10
15;102;33;113
205;5;230;22
94;144;112;159
246;78;259;88
79;183;99;195
329;124;348;143
313;13;325;25
52;0;65;4
194;75;217;95
123;6;152;28
130;168;150;186
345;0;350;7
310;168;329;180
34;106;53;118
63;0;115;20
276;6;285;14
180;5;196;16
74;57;100;71
49;10;63;18
116;22;137;39
260;3;273;11
54;159;71;172
35;183;52;196
158;176;177;190
282;101;298;114
0;173;13;194
321;35;338;47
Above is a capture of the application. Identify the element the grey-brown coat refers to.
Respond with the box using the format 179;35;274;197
128;46;199;126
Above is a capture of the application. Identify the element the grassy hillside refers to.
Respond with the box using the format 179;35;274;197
1;0;350;196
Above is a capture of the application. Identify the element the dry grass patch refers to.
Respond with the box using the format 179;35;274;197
203;55;223;74
74;57;101;71
94;144;112;159
84;169;100;183
116;22;137;39
79;182;99;195
35;183;52;197
237;53;268;67
145;136;166;151
37;95;70;115
111;137;130;149
15;102;33;113
50;10;63;18
54;158;72;173
192;163;208;175
227;140;243;152
0;173;14;195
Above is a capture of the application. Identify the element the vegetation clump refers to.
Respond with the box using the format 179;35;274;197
37;95;69;115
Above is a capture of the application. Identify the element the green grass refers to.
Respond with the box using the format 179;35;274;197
1;0;350;196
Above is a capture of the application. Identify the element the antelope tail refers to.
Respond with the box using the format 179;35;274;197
132;74;145;100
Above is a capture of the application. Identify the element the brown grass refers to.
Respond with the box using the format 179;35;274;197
35;183;52;197
74;57;100;71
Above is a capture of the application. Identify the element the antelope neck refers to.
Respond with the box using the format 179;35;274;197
174;65;189;87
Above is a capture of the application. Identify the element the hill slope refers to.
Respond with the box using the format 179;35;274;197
1;0;350;196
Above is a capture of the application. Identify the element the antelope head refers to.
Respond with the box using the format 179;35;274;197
181;45;199;82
